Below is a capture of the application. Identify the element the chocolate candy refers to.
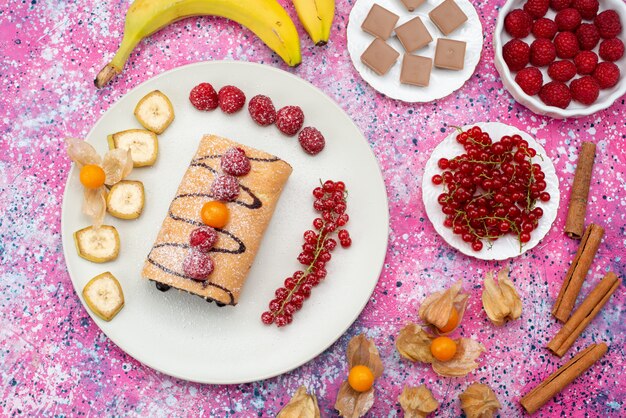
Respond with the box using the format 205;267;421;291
400;54;433;86
395;17;433;53
429;0;468;36
361;38;400;75
361;4;400;40
400;0;426;12
434;38;466;70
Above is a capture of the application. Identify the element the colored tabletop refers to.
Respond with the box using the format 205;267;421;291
0;0;624;416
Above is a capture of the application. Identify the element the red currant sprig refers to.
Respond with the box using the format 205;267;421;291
261;180;351;327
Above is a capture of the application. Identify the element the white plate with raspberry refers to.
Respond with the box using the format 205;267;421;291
422;122;560;260
61;61;389;384
494;0;626;118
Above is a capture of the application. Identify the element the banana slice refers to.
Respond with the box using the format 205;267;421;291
108;129;158;167
74;225;120;263
107;180;145;219
134;90;174;134
82;272;124;321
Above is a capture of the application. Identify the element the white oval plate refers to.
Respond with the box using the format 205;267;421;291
61;61;390;384
422;122;559;260
347;0;483;102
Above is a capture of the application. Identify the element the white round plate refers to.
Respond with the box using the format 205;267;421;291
347;0;483;102
422;122;559;260
61;61;389;384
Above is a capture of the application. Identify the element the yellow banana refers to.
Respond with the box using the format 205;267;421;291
291;0;335;46
95;0;301;88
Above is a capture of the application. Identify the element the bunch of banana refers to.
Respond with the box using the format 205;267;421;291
291;0;335;46
95;0;302;88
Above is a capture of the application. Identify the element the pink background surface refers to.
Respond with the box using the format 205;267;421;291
0;0;624;416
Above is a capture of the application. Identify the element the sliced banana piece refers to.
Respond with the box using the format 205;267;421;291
107;180;145;219
134;90;174;134
83;272;124;321
74;225;120;263
108;129;158;167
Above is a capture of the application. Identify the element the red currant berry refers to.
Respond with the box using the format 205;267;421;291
323;180;335;192
269;298;281;311
313;187;324;198
284;277;297;289
340;237;352;248
275;314;288;327
432;174;443;185
313;218;324;229
519;232;531;243
261;311;274;324
472;240;484;251
275;287;289;300
324;238;337;251
539;192;551;202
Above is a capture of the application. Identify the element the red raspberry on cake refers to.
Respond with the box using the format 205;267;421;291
530;38;557;66
298;127;325;155
221;147;251;176
524;0;549;18
570;76;600;104
532;18;558;40
189;227;218;253
594;10;622;39
555;8;582;32
248;95;277;126
189;83;219;111
515;67;544;95
574;51;598;74
576;24;600;51
539;81;572;108
183;251;215;280
218;85;246;114
550;0;572;11
211;174;240;201
276;106;305;136
593;62;621;88
572;0;598;20
503;39;531;71
505;9;533;38
554;32;580;59
599;38;625;62
548;60;577;81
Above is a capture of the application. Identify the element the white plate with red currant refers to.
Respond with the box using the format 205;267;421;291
422;122;559;260
61;61;389;384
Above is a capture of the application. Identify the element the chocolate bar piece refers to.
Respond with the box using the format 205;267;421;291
434;38;466;70
400;54;433;86
361;3;400;40
401;0;426;12
361;38;400;75
395;16;433;53
429;0;468;36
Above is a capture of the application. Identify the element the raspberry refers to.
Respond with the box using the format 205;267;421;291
554;31;580;58
530;38;557;66
573;51;598;74
548;60;577;81
576;23;600;50
503;39;531;71
599;38;625;62
189;227;218;252
593;62;620;88
189;83;218;111
218;85;246;114
539;81;572;108
276;106;305;136
247;95;276;126
183;251;214;280
550;0;571;11
524;0;549;18
555;8;581;32
570;76;600;104
298;127;325;155
532;18;558;39
221;147;251;176
515;67;544;95
210;174;240;201
594;10;622;39
572;0;598;20
505;9;533;38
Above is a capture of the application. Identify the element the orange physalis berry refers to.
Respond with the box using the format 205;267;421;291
430;336;457;362
437;307;459;333
348;365;375;392
201;201;229;228
79;164;106;189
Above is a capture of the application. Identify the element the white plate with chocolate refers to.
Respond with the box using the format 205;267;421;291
61;61;389;384
347;0;484;102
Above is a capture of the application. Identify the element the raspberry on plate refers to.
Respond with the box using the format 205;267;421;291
572;0;598;20
210;174;240;201
221;147;251;176
189;82;218;111
530;38;557;66
599;38;625;62
594;10;622;39
532;18;558;40
593;62;621;88
554;31;580;59
548;60;577;82
570;76;600;104
576;23;600;51
550;0;572;11
555;8;581;32
248;95;277;126
218;85;246;114
505;9;533;38
524;0;549;18
503;39;531;71
515;67;544;95
573;51;598;75
539;81;572;108
276;106;305;136
298;127;325;155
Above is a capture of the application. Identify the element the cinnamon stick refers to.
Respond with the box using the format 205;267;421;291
565;142;596;239
552;223;604;322
548;272;619;357
520;342;607;414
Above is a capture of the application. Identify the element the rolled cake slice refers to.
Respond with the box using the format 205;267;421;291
142;134;292;305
